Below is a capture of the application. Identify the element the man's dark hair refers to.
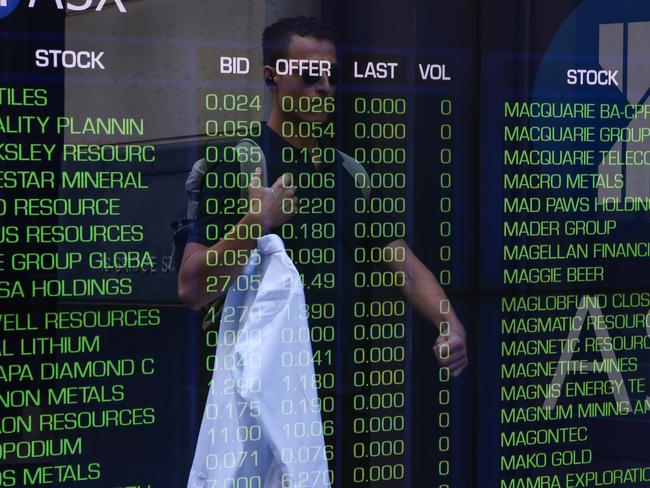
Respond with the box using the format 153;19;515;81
262;16;334;67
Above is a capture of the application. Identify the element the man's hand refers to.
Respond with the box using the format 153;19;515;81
248;167;298;232
433;325;468;377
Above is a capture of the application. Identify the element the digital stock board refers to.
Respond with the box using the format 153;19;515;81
0;1;649;487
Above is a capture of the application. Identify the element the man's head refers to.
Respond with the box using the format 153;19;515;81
262;16;337;124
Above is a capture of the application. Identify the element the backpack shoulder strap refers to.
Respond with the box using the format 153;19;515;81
185;158;209;220
185;138;267;211
236;137;267;199
337;149;371;200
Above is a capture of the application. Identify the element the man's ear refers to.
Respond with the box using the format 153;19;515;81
263;66;277;89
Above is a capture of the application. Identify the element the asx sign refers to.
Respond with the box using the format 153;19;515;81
598;21;650;203
0;0;126;19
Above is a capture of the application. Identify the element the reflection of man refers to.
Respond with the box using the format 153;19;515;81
178;16;467;375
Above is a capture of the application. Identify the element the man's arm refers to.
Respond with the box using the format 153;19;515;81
178;216;260;310
383;239;468;377
178;169;296;310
